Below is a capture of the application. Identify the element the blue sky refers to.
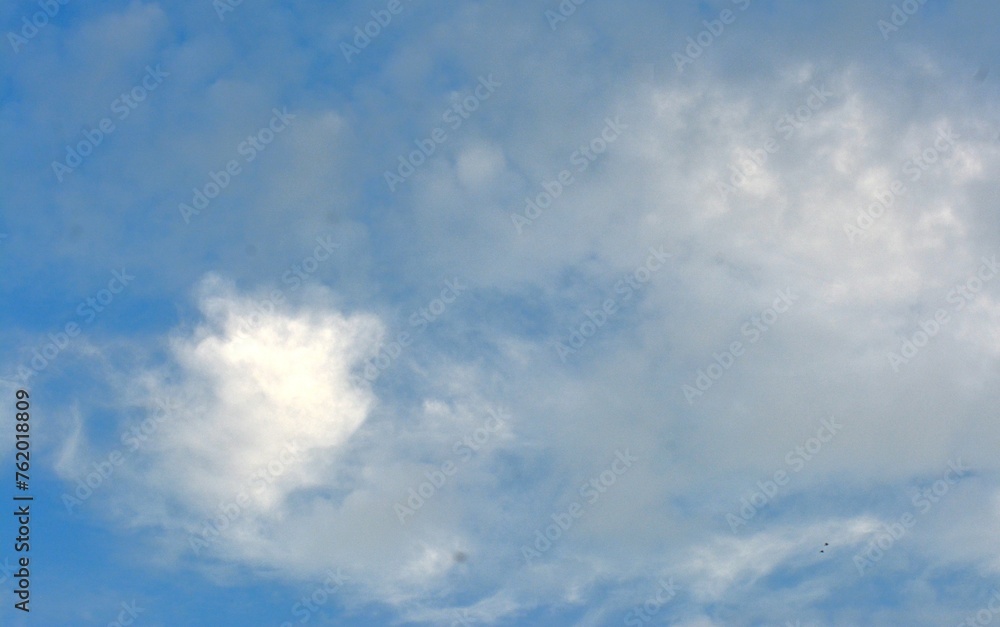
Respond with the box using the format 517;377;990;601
2;0;1000;625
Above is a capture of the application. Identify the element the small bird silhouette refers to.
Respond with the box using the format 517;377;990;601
820;543;829;553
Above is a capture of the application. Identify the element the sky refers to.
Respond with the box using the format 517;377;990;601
2;0;1000;625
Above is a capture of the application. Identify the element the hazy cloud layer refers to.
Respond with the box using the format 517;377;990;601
4;0;1000;625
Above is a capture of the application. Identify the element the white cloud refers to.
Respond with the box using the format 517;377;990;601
25;1;1000;623
56;274;382;548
